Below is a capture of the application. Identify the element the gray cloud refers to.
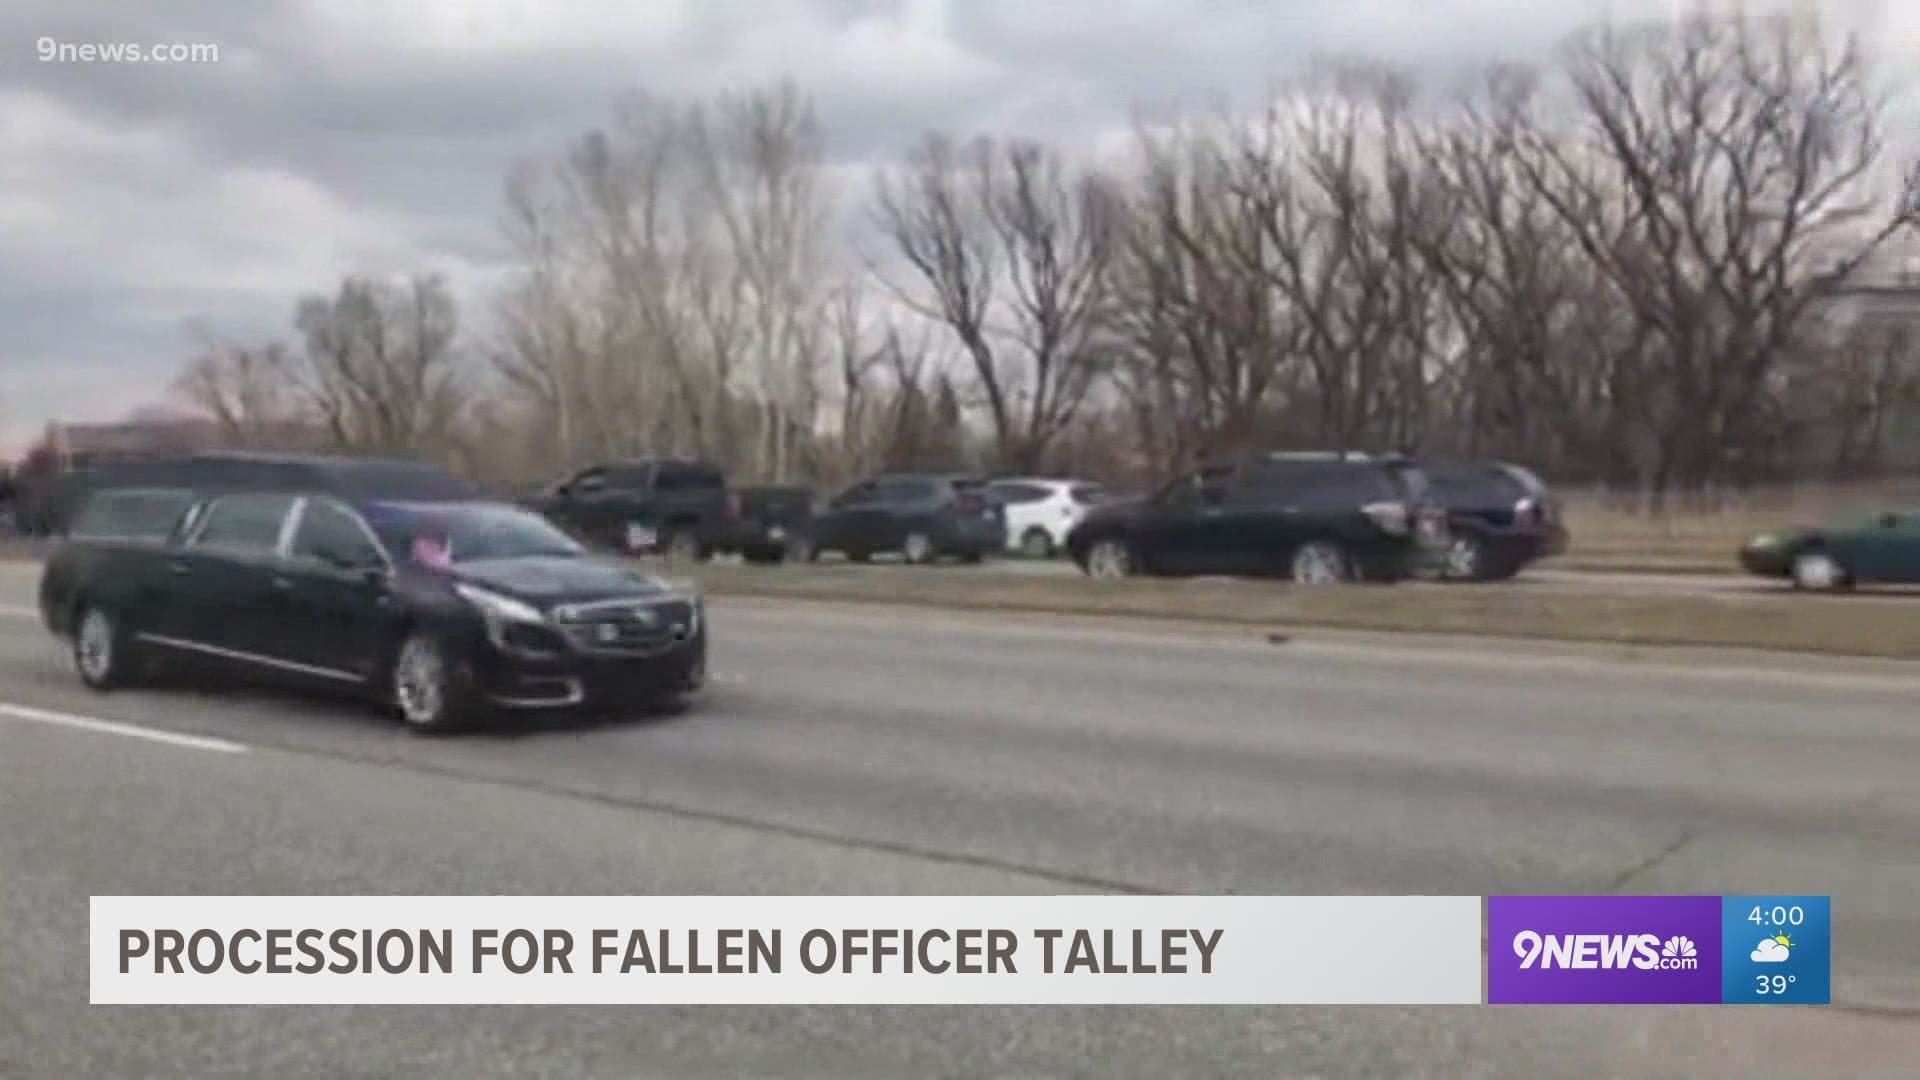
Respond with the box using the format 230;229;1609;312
3;0;1913;454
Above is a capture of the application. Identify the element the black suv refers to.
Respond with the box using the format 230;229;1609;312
1402;458;1567;581
1065;453;1446;583
525;459;737;561
38;454;707;733
807;472;1006;564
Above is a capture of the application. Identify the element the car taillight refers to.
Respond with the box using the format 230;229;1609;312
1362;501;1410;536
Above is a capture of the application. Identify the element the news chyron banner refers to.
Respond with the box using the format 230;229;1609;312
89;894;1832;1005
92;896;1484;1005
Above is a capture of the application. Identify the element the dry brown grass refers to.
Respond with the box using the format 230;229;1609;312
690;563;1920;659
1554;480;1920;574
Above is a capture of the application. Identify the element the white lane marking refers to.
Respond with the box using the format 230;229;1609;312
0;702;249;755
0;604;38;619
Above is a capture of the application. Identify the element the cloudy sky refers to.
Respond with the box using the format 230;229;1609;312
2;0;1912;455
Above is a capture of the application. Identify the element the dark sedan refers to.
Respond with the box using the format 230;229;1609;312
1739;509;1920;591
39;458;706;732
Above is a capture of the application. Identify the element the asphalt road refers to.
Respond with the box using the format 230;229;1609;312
2;561;1918;1077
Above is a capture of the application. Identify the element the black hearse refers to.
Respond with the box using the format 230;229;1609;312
38;452;707;732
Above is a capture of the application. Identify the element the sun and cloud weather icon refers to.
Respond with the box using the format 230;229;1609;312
1662;936;1697;961
1751;934;1794;963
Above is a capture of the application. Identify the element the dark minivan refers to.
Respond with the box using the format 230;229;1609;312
1065;453;1446;583
39;453;707;732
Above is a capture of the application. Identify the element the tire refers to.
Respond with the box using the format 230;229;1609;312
391;630;475;734
1441;534;1487;581
786;535;816;564
846;549;871;564
72;603;141;691
1289;541;1351;585
1020;528;1054;560
1083;538;1135;579
902;531;935;565
741;547;781;566
1791;550;1850;592
663;528;703;565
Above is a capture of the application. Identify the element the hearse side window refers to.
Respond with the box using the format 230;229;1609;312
191;493;298;553
67;488;197;540
291;499;387;570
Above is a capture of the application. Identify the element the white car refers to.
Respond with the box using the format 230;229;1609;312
987;478;1109;558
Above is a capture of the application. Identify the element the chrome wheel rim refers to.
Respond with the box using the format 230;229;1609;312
1292;544;1344;585
1087;541;1130;579
904;533;933;564
1794;553;1838;590
1444;536;1481;579
76;610;113;682
394;637;445;725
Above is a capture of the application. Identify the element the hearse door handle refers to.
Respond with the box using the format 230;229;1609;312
271;575;295;592
166;559;193;576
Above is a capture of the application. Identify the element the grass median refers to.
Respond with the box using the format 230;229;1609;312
688;562;1920;659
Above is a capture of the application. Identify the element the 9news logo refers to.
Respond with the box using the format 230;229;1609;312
1487;897;1723;1004
1511;930;1700;971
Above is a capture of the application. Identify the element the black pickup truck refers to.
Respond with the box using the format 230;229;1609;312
730;485;820;564
521;459;738;562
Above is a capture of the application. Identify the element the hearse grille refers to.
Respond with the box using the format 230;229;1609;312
551;598;697;656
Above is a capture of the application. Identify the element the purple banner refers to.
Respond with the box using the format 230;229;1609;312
1487;896;1722;1004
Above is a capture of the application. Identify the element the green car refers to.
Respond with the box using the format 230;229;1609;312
1739;510;1920;590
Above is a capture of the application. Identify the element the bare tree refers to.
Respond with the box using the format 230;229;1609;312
1229;62;1441;453
689;80;834;481
1111;117;1303;476
170;324;302;445
292;274;469;455
1505;12;1920;504
875;134;1120;471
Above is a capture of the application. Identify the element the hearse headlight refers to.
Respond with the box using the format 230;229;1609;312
454;583;561;656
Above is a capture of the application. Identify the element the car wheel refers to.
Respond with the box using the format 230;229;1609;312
1020;528;1054;560
786;535;816;564
1290;542;1351;585
902;531;935;565
392;631;471;734
1084;539;1135;579
1791;550;1848;592
1442;534;1486;581
72;604;139;691
663;528;702;564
